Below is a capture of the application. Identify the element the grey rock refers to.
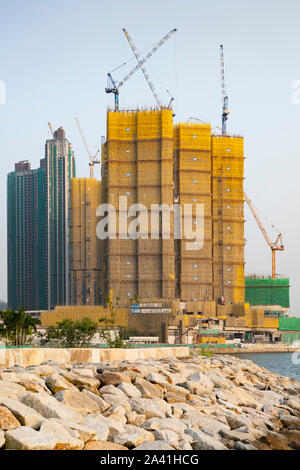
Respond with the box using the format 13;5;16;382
0;381;27;401
234;441;258;450
130;398;172;419
82;415;110;441
115;426;154;447
134;377;163;399
153;429;179;447
46;373;78;394
147;372;168;386
117;382;142;398
142;417;187;435
99;384;128;399
39;419;84;449
49;418;98;443
0;430;4;448
186;428;228;450
176;439;193;450
0;396;44;429
101;393;131;413
133;440;174;450
21;392;82;422
5;426;58;450
187;372;214;390
81;390;111;412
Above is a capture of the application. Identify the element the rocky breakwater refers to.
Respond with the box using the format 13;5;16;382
0;354;299;450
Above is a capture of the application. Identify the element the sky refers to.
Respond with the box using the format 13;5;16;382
0;0;299;313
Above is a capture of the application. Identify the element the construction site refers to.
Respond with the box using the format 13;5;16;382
39;28;299;347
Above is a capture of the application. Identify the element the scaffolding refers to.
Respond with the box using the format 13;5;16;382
245;277;290;307
102;109;245;310
211;135;245;304
70;178;102;305
103;109;175;306
173;122;213;303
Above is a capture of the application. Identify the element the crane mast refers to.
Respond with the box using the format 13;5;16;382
220;45;230;135
48;122;54;138
244;192;284;279
74;117;100;178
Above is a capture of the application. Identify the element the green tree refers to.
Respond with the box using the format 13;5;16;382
40;317;99;348
0;309;41;347
99;296;125;348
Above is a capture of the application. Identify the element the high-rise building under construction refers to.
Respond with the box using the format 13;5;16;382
70;177;102;305
101;108;245;309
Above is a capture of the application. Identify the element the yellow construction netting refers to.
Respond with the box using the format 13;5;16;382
70;178;102;305
173;123;211;150
263;318;279;329
245;308;265;327
41;305;128;327
198;336;226;344
107;109;173;141
211;135;245;304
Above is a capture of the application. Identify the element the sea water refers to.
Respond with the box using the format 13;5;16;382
235;352;300;382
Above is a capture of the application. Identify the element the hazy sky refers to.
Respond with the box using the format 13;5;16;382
0;0;299;314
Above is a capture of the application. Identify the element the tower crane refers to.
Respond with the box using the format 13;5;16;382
48;122;54;138
74;117;100;178
105;28;177;111
187;117;204;123
244;192;284;279
220;45;230;135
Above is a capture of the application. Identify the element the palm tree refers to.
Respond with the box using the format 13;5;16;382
0;309;40;346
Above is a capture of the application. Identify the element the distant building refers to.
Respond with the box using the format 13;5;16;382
44;127;75;308
7;161;47;310
245;276;290;312
7;128;75;311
